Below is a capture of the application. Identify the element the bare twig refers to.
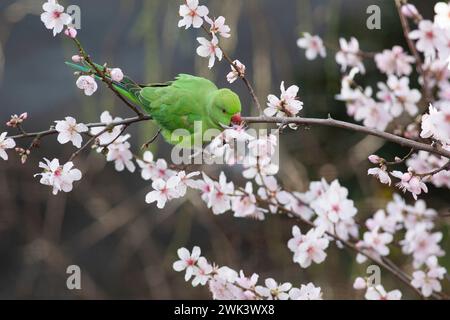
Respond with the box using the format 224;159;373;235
141;129;162;150
384;148;415;166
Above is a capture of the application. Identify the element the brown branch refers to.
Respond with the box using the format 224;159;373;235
242;116;450;159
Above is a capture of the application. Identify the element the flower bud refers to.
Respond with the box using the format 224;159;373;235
64;27;77;39
110;68;124;82
72;55;83;63
401;4;419;18
368;155;381;164
353;277;367;290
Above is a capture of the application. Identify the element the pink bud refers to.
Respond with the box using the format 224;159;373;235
401;4;418;18
72;55;83;63
110;68;124;82
353;277;367;290
20;112;28;120
368;155;381;164
64;27;77;39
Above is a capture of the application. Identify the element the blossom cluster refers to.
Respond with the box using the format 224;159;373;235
356;194;446;298
353;277;402;300
173;246;323;300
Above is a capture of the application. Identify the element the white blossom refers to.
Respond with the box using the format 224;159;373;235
0;132;16;161
335;37;365;74
76;75;98;96
145;175;181;209
178;0;209;29
35;158;82;195
55;117;88;148
255;278;292;300
196;36;223;69
40;0;72;36
297;33;326;60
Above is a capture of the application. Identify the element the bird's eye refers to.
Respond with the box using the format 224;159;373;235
222;109;226;114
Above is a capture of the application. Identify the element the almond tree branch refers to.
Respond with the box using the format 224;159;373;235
8;115;152;141
242;116;450;159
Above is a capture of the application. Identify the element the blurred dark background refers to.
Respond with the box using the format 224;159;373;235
0;0;447;299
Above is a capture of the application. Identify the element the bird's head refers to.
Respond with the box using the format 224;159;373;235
209;89;242;128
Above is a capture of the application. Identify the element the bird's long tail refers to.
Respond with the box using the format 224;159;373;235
65;61;143;108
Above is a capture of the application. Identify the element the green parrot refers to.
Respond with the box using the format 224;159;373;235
66;62;242;146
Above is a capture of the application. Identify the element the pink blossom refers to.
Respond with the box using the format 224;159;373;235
391;171;428;200
401;4;419;19
178;0;209;29
288;226;330;268
110;68;124;82
375;46;414;76
365;285;402;300
353;277;367;290
409;20;443;60
35;158;82;195
362;227;393;256
434;2;450;29
104;134;136;173
368;167;391;186
297;33;326;60
420;104;450;145
226;60;246;83
145;175;181;209
55;116;88;148
335;37;365;74
289;283;323;300
0;132;16;161
40;0;72;36
173;246;202;281
255;278;292;300
205;16;230;38
192;257;213;287
64;27;77;38
265;81;303;118
196;36;222;69
76;75;98;96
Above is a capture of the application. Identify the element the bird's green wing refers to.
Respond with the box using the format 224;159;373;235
139;74;218;132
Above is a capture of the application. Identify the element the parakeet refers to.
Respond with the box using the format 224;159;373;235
66;62;242;146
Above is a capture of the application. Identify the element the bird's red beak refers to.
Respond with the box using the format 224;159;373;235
231;113;242;125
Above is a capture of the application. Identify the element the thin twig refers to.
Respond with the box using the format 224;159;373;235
416;161;450;178
141;129;162;150
384;148;415;166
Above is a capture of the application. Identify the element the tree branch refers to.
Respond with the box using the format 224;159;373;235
242;116;450;159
